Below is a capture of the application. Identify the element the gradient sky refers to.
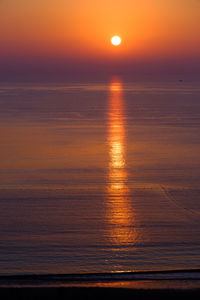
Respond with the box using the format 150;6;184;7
1;0;200;80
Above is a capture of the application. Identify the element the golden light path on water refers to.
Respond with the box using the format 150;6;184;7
106;79;138;246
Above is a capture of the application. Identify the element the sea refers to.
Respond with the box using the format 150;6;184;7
0;79;200;276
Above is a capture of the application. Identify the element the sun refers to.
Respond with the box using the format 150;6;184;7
111;36;122;46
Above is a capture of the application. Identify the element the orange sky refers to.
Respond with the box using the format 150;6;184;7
0;0;200;80
1;0;200;60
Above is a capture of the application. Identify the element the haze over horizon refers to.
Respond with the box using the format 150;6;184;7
1;0;200;81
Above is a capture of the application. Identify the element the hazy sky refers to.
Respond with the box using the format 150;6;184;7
1;0;200;80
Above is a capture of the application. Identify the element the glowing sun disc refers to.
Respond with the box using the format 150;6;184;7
111;36;121;46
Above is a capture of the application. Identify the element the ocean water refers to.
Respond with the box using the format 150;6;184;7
0;80;200;275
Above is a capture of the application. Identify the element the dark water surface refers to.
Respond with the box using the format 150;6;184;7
0;80;200;275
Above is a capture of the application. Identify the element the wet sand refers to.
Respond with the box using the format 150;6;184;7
1;286;200;300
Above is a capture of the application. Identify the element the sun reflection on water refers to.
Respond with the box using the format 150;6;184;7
106;79;137;246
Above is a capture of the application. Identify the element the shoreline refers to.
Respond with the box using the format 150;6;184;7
0;269;200;290
1;268;200;280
